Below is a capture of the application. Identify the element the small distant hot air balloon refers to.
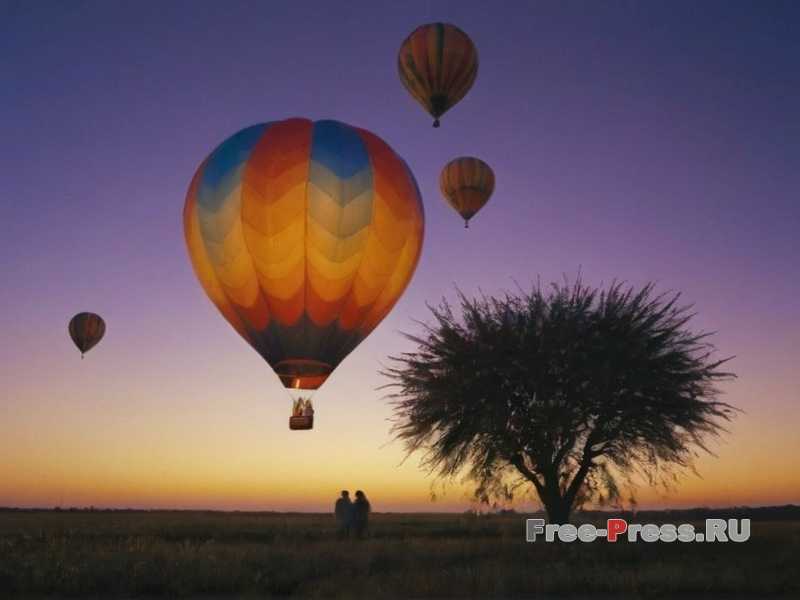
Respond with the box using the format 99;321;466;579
398;23;478;127
68;312;105;358
439;157;495;228
184;118;425;430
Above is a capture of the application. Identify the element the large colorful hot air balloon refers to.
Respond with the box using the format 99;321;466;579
398;23;479;127
184;118;425;429
68;312;106;358
439;156;495;228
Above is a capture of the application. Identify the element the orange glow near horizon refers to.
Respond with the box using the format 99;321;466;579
2;321;798;512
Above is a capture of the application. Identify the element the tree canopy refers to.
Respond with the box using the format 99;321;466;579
385;280;736;523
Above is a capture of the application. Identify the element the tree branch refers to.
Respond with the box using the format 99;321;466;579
510;454;545;497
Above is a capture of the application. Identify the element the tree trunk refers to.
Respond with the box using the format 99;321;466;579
542;497;572;525
540;451;593;525
509;457;576;524
540;469;573;524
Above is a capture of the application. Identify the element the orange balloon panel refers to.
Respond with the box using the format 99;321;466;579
184;118;425;390
439;156;495;227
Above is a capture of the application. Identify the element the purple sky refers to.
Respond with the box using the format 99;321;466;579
1;1;798;510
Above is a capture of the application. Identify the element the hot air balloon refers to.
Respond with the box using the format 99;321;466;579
439;156;495;228
183;118;425;430
398;23;479;127
68;312;105;358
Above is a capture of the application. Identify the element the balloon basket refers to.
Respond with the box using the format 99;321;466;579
289;415;314;430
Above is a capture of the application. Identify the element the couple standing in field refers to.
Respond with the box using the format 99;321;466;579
334;490;370;539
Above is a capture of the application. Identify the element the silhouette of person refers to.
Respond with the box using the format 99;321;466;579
352;490;371;539
303;399;314;417
334;490;352;538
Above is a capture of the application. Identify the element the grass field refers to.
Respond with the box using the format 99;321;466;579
0;509;797;598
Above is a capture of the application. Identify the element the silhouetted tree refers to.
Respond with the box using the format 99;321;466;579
385;280;736;523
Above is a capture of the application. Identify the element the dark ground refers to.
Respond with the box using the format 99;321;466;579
0;508;797;598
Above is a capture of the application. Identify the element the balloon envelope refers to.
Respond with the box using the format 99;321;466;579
184;118;425;391
398;23;479;127
68;312;105;356
439;156;495;227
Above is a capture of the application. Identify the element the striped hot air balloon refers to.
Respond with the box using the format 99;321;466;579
439;157;495;228
398;23;479;127
183;118;425;429
68;312;106;358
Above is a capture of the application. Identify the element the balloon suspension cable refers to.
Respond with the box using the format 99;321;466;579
464;220;469;229
433;119;440;128
81;353;84;360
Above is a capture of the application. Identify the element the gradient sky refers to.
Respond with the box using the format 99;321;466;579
1;1;798;512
